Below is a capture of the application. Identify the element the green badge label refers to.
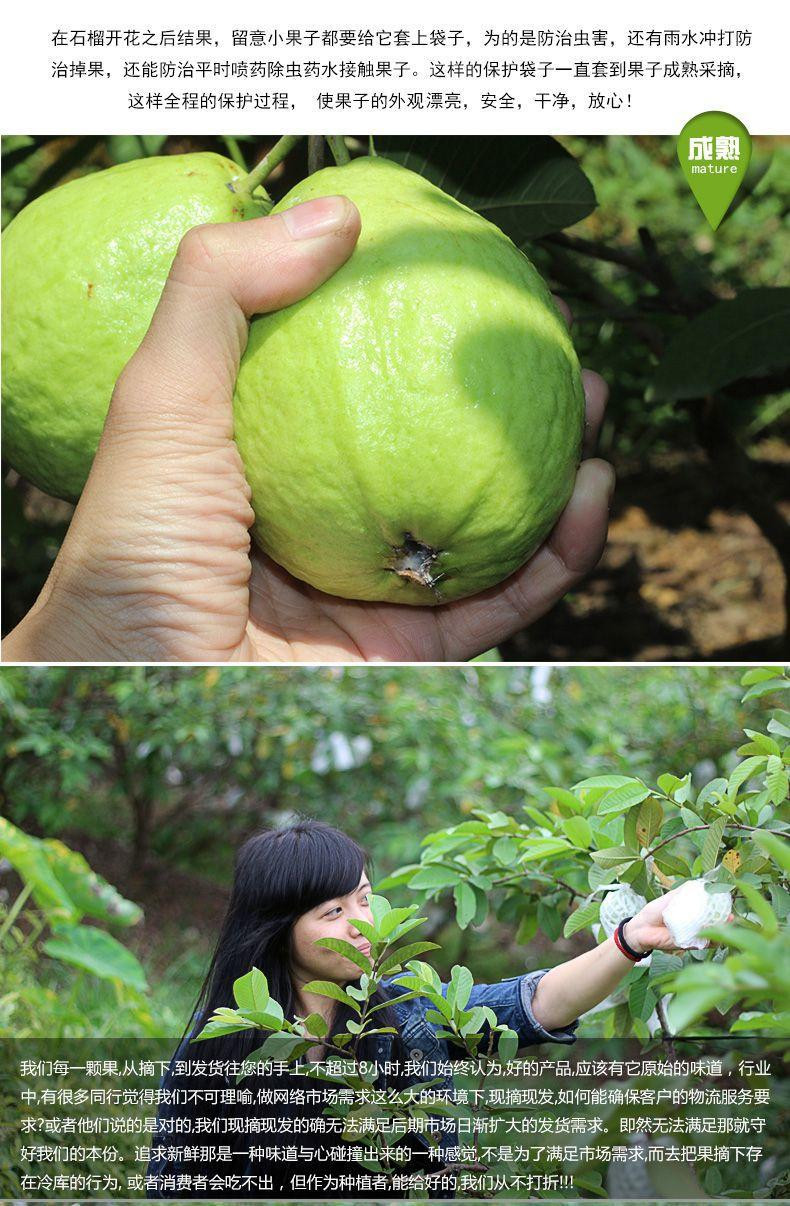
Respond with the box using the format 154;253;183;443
677;111;751;231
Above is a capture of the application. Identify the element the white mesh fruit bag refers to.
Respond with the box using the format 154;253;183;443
598;883;648;937
662;879;732;949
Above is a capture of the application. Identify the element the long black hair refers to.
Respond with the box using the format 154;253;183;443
149;821;439;1196
182;817;405;1064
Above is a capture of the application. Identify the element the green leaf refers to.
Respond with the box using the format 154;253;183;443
38;838;142;927
492;836;520;864
752;830;790;873
190;1017;250;1042
517;838;573;861
653;851;693;878
701;817;727;873
240;1008;285;1031
598;781;651;816
409;866;459;890
765;756;789;805
0;817;78;923
378;940;441;975
497;1027;519;1062
657;773;684;796
248;1031;308;1062
628;973;655;1023
636;798;664;847
561;816;592;848
453;881;477;929
728;752;767;800
563;898;600;937
448;965;474;1012
43;924;147;992
107;134;168;163
649;288;790;401
300;1012;329;1038
543;786;583;812
735;879;778;935
301;980;360;1011
377;134;597;238
737;729;781;757
666;986;722;1033
377;904;420;937
375;864;420;890
573;774;634;793
515;910;538;944
367;893;392;926
537;898;564;940
233;967;270;1013
590;845;636;869
314;937;373;974
741;667;783;686
741;678;790;701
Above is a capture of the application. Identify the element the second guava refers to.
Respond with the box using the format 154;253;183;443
233;156;585;605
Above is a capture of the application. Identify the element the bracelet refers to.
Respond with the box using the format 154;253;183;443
613;916;649;961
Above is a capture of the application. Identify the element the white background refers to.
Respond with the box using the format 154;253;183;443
0;0;786;135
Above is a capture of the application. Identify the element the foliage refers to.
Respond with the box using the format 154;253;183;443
0;815;153;1037
384;667;790;1039
0;666;747;879
193;892;518;1196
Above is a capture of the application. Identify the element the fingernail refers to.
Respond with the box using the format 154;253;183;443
281;195;352;240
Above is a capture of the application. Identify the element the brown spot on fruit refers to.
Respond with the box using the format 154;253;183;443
86;282;94;297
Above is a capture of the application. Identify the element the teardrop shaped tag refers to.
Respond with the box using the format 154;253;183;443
677;111;751;231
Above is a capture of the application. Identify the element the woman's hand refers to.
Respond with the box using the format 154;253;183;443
2;199;614;664
624;885;735;955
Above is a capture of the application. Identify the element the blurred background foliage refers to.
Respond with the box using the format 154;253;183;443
0;663;764;1035
2;134;788;658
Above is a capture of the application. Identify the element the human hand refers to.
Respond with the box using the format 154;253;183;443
624;886;735;955
2;199;614;663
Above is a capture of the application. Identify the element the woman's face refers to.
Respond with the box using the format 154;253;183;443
289;869;373;985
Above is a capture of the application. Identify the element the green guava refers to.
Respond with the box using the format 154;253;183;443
2;152;263;500
233;156;585;604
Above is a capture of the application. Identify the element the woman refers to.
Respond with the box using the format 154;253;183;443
145;818;696;1199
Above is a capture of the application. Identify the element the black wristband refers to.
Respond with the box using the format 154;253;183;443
615;916;649;961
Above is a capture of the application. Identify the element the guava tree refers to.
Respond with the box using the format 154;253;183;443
382;666;790;1040
0;665;747;877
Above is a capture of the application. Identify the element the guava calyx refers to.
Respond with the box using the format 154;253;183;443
388;533;443;591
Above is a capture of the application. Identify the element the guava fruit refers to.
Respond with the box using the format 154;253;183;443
2;152;262;500
233;156;584;604
598;884;648;937
662;879;733;949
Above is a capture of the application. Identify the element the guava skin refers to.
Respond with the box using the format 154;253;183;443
2;153;262;501
233;156;585;605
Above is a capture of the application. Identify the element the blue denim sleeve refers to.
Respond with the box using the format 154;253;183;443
464;968;579;1048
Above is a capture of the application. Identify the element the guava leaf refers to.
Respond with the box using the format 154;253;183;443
649;288;790;401
376;135;596;238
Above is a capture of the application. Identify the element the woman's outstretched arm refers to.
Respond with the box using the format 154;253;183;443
530;885;725;1030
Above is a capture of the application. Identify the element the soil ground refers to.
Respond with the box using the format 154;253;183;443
504;442;788;662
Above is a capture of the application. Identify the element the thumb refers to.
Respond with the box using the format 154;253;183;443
99;195;361;458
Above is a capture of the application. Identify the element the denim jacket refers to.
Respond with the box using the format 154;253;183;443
377;967;578;1190
146;967;578;1197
